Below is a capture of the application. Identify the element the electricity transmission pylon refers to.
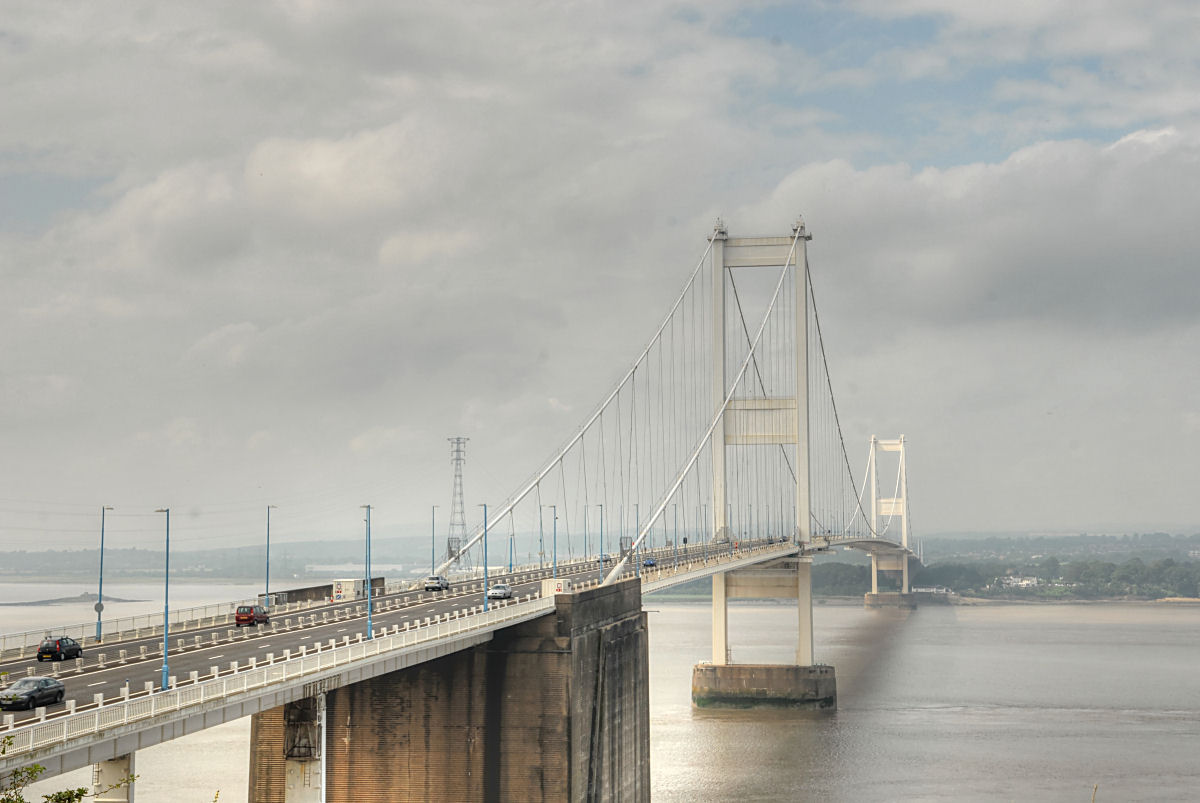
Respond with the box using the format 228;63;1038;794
447;437;469;564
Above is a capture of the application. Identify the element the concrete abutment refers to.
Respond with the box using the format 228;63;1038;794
248;579;649;802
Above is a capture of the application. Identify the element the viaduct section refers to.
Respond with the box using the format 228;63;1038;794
247;578;649;802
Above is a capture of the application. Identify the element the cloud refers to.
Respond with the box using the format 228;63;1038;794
0;1;1197;549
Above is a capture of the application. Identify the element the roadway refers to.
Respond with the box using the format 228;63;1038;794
0;539;761;728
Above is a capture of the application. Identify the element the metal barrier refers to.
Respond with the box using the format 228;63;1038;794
0;540;795;763
0;597;329;658
1;593;556;759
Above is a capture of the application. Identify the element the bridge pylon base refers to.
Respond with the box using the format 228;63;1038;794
690;663;836;710
864;592;917;609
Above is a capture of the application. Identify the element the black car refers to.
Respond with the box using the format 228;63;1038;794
0;676;65;710
37;636;83;662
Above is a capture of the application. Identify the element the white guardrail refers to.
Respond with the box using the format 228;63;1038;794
0;597;333;658
0;541;789;659
1;592;556;760
0;561;602;658
0;541;795;766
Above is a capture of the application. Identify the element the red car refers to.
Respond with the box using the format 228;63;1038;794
235;605;270;627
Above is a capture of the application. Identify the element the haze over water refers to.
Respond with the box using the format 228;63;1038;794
9;584;1200;801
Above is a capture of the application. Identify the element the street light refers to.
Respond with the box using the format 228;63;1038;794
154;507;170;690
538;505;545;570
634;503;640;578
95;506;113;642
361;505;373;639
479;504;489;610
544;504;557;578
673;503;678;570
265;505;277;608
431;505;438;576
596;504;604;574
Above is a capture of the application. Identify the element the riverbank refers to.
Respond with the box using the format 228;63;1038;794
951;594;1200;605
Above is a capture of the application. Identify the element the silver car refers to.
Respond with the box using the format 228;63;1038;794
486;583;513;600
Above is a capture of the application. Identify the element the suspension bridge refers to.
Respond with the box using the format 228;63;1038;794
1;216;918;801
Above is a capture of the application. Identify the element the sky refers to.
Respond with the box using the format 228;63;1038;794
2;1;1199;556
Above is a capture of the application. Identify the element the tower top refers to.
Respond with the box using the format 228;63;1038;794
792;215;812;241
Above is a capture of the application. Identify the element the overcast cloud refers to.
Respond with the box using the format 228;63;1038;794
2;1;1198;553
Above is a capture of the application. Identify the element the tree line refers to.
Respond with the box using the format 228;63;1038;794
813;556;1200;599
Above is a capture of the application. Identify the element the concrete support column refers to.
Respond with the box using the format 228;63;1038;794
901;554;909;595
796;558;814;666
870;554;879;594
712;571;728;665
284;694;323;802
92;752;135;802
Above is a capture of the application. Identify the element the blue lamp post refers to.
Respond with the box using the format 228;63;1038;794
96;506;112;642
479;504;489;610
361;505;373;639
673;503;678;569
596;504;604;574
550;505;557;578
265;505;277;608
635;503;641;578
154;507;170;690
431;505;438;576
538;505;545;570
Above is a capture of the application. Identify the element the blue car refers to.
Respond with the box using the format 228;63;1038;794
643;557;657;567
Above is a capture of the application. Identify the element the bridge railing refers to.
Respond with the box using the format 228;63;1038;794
1;539;793;660
0;592;557;761
0;596;331;659
1;539;794;769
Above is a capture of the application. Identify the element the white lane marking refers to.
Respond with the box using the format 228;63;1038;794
87;681;105;687
258;644;271;648
335;628;347;633
211;654;225;659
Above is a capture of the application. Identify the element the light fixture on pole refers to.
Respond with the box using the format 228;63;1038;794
154;507;170;690
596;504;604;574
479;504;489;610
549;504;558;579
431;505;438;576
96;506;113;642
265;505;277;608
361;505;373;639
538;504;545;570
673;503;678;569
634;503;640;578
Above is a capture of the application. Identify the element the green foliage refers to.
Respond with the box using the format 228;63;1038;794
812;562;871;595
1;736;135;803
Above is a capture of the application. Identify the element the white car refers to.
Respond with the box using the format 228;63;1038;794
486;583;513;600
424;575;450;591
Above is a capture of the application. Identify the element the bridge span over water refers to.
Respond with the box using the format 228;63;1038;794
2;218;918;801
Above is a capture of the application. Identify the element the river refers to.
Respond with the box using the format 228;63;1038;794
6;582;1198;801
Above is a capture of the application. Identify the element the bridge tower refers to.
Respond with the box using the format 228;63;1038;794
695;218;834;710
866;434;913;601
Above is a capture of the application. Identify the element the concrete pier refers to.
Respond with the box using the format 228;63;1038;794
691;664;836;709
91;753;135;802
864;592;917;608
248;578;649;802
